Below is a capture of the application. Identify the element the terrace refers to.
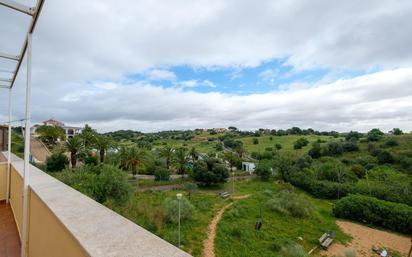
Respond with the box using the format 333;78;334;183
0;1;192;256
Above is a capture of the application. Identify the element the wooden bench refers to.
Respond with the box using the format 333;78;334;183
219;191;231;198
319;232;334;249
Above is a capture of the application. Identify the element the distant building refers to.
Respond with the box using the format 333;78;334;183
213;128;227;133
242;162;256;174
31;118;83;139
0;125;7;151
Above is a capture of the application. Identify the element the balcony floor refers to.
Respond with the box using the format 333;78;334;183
0;201;20;257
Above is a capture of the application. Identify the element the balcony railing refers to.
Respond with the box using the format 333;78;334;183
0;151;192;257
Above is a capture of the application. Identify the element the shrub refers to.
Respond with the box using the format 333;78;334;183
308;142;322;159
294;138;309;149
267;190;313;218
333;194;412;234
154;167;170;181
83;154;98;166
351;164;366;178
342;140;359;152
275;143;282;150
58;165;132;203
327;141;344;155
192;158;229;185
253;138;259;144
255;160;272;180
367;128;384;142
163;197;194;223
46;152;69;172
281;243;307;257
376;150;394;164
384;138;399;147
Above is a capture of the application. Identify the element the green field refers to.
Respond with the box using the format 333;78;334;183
107;180;349;257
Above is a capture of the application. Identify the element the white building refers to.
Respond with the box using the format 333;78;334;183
31;118;83;139
242;162;256;174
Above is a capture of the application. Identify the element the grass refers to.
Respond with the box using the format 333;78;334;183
215;180;350;257
106;188;226;256
107;179;350;257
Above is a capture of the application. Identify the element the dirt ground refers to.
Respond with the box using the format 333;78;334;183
320;220;411;257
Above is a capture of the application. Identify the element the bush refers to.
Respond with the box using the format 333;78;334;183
46;152;69;172
333;194;412;234
384;138;399;147
275;143;282;150
192;158;229;185
351;164;366;178
376;150;394;164
255;160;272;180
163;197;194;223
308;142;322;159
58;165;132;203
83;154;98;166
253;138;259;144
281;243;307;257
266;190;313;218
294;138;309;149
327;141;344;155
367;128;384;142
342;140;359;152
154;167;170;181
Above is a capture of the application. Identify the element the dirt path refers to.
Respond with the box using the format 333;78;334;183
202;194;251;257
30;137;50;163
320;220;411;257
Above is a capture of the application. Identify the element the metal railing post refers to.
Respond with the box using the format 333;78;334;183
21;32;32;257
6;87;12;203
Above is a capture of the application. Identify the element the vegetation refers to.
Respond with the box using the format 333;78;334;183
192;157;229;185
57;165;132;203
334;194;412;234
46;151;69;172
266;190;313;218
36;125;66;146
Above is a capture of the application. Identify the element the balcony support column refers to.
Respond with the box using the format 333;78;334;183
21;32;32;257
6;87;12;203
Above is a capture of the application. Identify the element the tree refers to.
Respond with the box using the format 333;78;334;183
367;128;384;142
174;147;188;174
65;136;84;168
95;135;112;163
46;152;69;172
159;146;173;169
80;124;97;148
255;160;272;180
345;131;362;141
234;144;245;158
122;146;148;178
192;158;229;185
293;138;309;149
308;142;322;159
224;152;241;171
189;146;199;162
391;128;403;135
36;125;66;146
275;153;294;181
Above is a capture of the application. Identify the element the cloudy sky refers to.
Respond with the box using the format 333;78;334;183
1;0;412;132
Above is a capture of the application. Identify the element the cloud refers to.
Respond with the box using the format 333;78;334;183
146;69;177;81
14;68;410;133
1;0;412;132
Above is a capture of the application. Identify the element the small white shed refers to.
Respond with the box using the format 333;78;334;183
242;162;256;174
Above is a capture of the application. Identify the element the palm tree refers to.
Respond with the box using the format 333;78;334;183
235;145;245;158
159;146;173;170
122;146;147;178
189;146;198;162
65;136;84;168
174;147;188;174
95;135;112;163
